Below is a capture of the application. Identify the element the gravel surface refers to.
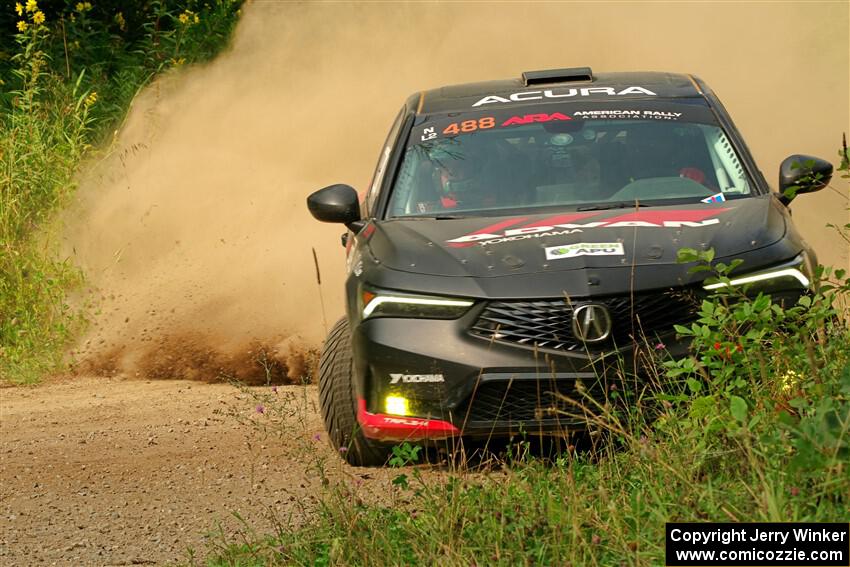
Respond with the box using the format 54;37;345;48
0;377;392;566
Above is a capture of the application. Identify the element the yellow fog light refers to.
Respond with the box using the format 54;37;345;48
385;395;410;416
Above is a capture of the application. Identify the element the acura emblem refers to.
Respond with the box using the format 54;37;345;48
572;304;612;343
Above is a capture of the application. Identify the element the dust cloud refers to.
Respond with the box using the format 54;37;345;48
63;1;849;380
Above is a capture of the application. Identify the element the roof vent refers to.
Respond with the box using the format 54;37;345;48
522;67;593;86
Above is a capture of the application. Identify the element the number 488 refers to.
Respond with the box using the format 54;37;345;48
442;117;495;135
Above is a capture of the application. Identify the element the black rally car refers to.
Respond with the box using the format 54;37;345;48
307;68;832;465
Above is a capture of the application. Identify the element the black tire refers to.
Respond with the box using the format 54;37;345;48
318;318;390;466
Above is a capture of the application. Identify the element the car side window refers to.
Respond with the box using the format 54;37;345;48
364;107;406;218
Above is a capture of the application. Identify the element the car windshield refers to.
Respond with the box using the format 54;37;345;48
386;102;753;218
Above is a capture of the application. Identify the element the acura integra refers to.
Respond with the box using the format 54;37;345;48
307;67;832;465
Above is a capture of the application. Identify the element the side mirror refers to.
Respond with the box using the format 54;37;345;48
307;184;363;231
778;154;833;205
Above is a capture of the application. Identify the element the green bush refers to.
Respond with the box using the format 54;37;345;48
0;0;242;382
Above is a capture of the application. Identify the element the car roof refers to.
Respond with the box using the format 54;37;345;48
414;70;707;115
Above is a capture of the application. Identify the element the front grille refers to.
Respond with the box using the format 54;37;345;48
469;289;700;352
457;378;605;424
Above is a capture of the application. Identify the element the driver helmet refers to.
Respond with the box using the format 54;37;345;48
431;140;492;208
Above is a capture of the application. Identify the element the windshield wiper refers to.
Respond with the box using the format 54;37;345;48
577;201;655;212
406;214;466;220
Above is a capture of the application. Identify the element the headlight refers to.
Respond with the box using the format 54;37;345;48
360;287;474;319
703;254;811;292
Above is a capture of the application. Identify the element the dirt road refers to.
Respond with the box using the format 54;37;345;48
0;377;393;566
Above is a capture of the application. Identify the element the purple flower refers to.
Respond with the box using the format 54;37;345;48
255;404;265;414
339;446;349;453
313;433;321;441
655;342;666;350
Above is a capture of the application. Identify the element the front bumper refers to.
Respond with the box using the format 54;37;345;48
351;304;690;442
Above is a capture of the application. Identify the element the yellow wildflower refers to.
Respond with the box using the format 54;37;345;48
75;1;91;12
84;91;98;107
16;20;27;31
15;3;23;16
779;369;802;393
115;11;125;31
32;10;44;24
178;10;198;25
25;0;36;13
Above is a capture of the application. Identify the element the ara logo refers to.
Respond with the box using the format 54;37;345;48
446;209;728;247
472;86;657;107
502;112;571;127
389;373;445;384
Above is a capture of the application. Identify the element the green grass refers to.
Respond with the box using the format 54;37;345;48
205;436;848;566
203;264;850;566
1;0;243;382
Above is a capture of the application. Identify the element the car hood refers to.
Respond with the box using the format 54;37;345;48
366;197;787;278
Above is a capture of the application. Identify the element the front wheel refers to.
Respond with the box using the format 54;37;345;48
317;318;390;466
